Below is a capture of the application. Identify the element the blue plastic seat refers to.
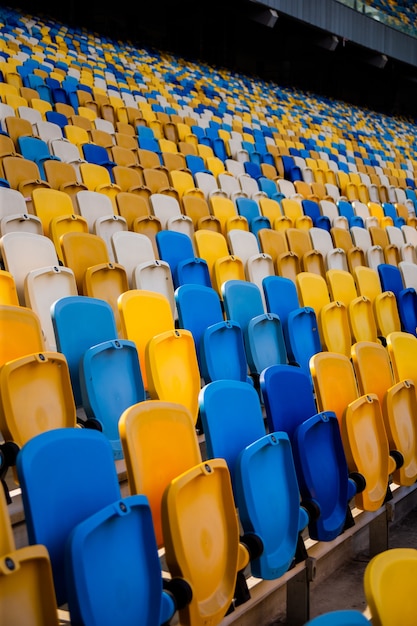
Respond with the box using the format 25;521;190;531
199;379;266;494
17;135;60;179
377;263;417;335
200;319;253;385
302;199;331;231
51;295;119;406
199;379;309;579
175;283;224;369
235;196;272;237
79;339;146;460
81;143;117;179
261;364;360;541
235;431;309;579
184;154;211;176
66;494;176;626
262;275;322;375
222;279;286;376
16;428;121;607
156;230;211;289
337;200;365;228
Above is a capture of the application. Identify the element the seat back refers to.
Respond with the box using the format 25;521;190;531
175;283;224;368
118;289;175;390
351;340;417;486
66;495;176;626
0;544;59;625
235;431;309;578
200;319;251;384
199;379;266;493
294;411;357;541
0;231;59;304
24;265;78;350
51;295;118;405
386;330;417;387
310;351;360;428
145;329;201;425
0;304;45;368
80;339;145;460
162;458;249;626
222;279;265;335
0;351;76;448
16;428;121;606
60;231;110;293
119;400;202;548
364;548;417;626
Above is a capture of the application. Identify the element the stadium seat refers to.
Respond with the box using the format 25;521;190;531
260;364;360;540
364;547;417;626
145;328;201;425
0;350;77;449
0;231;59;304
156;229;211;289
59;231;110;294
16;428;122;606
296;271;352;356
0;544;59;625
119;399;202;547
310;351;402;511
351;340;417;486
199;379;309;579
66;494;177;626
51;295;118;407
162;458;252;623
118;289;175;391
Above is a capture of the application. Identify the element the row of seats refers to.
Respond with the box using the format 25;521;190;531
2;284;417;623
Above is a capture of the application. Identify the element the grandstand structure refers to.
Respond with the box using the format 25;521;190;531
0;0;417;624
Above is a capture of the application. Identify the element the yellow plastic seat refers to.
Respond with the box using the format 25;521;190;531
114;191;152;229
182;194;222;233
281;198;313;229
0;270;19;306
330;227;366;273
348;295;380;344
351;340;417;486
118;289;175;390
386;331;417;388
59;231;110;293
49;214;89;262
0;544;59;626
209;196;249;236
2;156;51;207
145;329;201;425
78;163;121;210
364;547;417;626
0;351;76;448
31;188;75;237
310;351;397;511
310;351;360;429
0;305;45;368
118;400;202;547
194;229;245;297
112;165;146;194
161;458;250;626
286;228;326;278
43;160;88;209
296;271;352;356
